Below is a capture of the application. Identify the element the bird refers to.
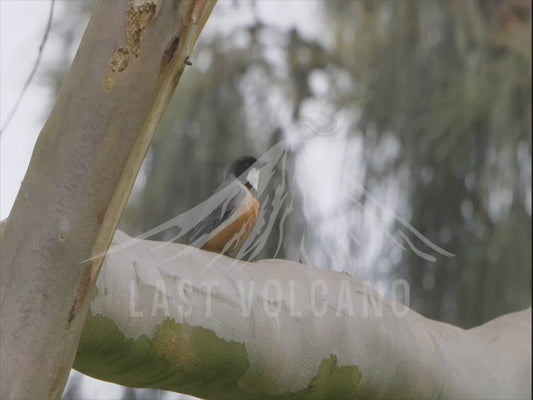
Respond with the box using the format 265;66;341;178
188;155;264;256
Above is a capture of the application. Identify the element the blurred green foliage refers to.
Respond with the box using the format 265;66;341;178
322;0;531;327
48;0;530;330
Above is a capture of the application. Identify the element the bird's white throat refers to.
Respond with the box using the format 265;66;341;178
246;168;260;191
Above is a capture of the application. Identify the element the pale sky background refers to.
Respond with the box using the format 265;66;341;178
1;0;58;218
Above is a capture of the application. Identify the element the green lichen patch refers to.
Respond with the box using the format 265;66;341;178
152;318;249;386
74;314;174;388
75;314;361;399
75;314;251;398
288;355;362;400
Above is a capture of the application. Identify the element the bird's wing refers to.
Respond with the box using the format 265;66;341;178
188;186;244;247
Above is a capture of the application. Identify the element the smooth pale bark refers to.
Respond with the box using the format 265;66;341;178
75;230;532;399
0;1;215;398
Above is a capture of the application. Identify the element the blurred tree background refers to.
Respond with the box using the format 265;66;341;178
47;0;531;398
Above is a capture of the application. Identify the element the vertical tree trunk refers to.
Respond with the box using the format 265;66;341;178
0;0;215;398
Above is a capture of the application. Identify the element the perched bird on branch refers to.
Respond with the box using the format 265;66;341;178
189;155;264;256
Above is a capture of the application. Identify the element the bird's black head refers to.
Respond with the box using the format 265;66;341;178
227;155;258;178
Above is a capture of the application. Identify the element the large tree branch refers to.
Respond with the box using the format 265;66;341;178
0;1;216;398
75;230;531;399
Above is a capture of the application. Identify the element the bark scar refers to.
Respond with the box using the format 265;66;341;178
126;0;157;57
105;0;157;90
190;0;208;24
69;264;93;322
160;33;181;71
